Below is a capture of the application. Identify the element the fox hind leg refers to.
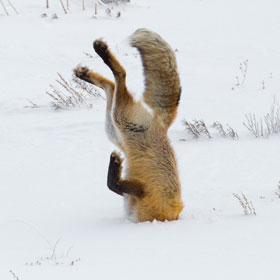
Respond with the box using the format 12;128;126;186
74;65;114;106
93;40;126;80
74;65;122;148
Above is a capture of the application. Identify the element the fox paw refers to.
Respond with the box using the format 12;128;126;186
74;65;90;80
110;151;123;166
93;40;110;62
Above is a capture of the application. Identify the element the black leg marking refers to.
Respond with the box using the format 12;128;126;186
93;40;111;66
107;152;145;198
107;151;123;195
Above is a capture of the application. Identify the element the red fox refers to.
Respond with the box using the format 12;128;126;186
74;29;183;222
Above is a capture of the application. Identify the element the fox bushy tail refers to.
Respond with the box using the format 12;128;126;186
130;29;181;128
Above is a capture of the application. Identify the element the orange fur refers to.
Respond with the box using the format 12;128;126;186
74;29;183;222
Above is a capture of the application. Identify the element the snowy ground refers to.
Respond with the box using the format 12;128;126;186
1;0;280;279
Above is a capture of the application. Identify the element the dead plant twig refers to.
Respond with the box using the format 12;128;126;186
7;0;18;14
233;193;256;215
9;270;19;280
212;121;226;137
24;99;40;109
182;119;199;138
46;72;103;110
193;120;212;139
226;124;239;139
243;101;280;138
183;119;238;140
0;0;9;15
233;59;248;90
59;0;67;14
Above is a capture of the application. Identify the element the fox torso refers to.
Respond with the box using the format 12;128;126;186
75;29;183;222
122;117;183;221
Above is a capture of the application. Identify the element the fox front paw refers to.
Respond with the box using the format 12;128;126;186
110;151;123;167
74;65;90;81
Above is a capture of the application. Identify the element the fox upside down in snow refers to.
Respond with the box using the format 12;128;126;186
74;29;183;222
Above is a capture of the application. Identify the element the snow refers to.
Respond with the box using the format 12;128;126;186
1;0;280;279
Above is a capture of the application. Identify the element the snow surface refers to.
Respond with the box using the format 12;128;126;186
1;0;280;279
